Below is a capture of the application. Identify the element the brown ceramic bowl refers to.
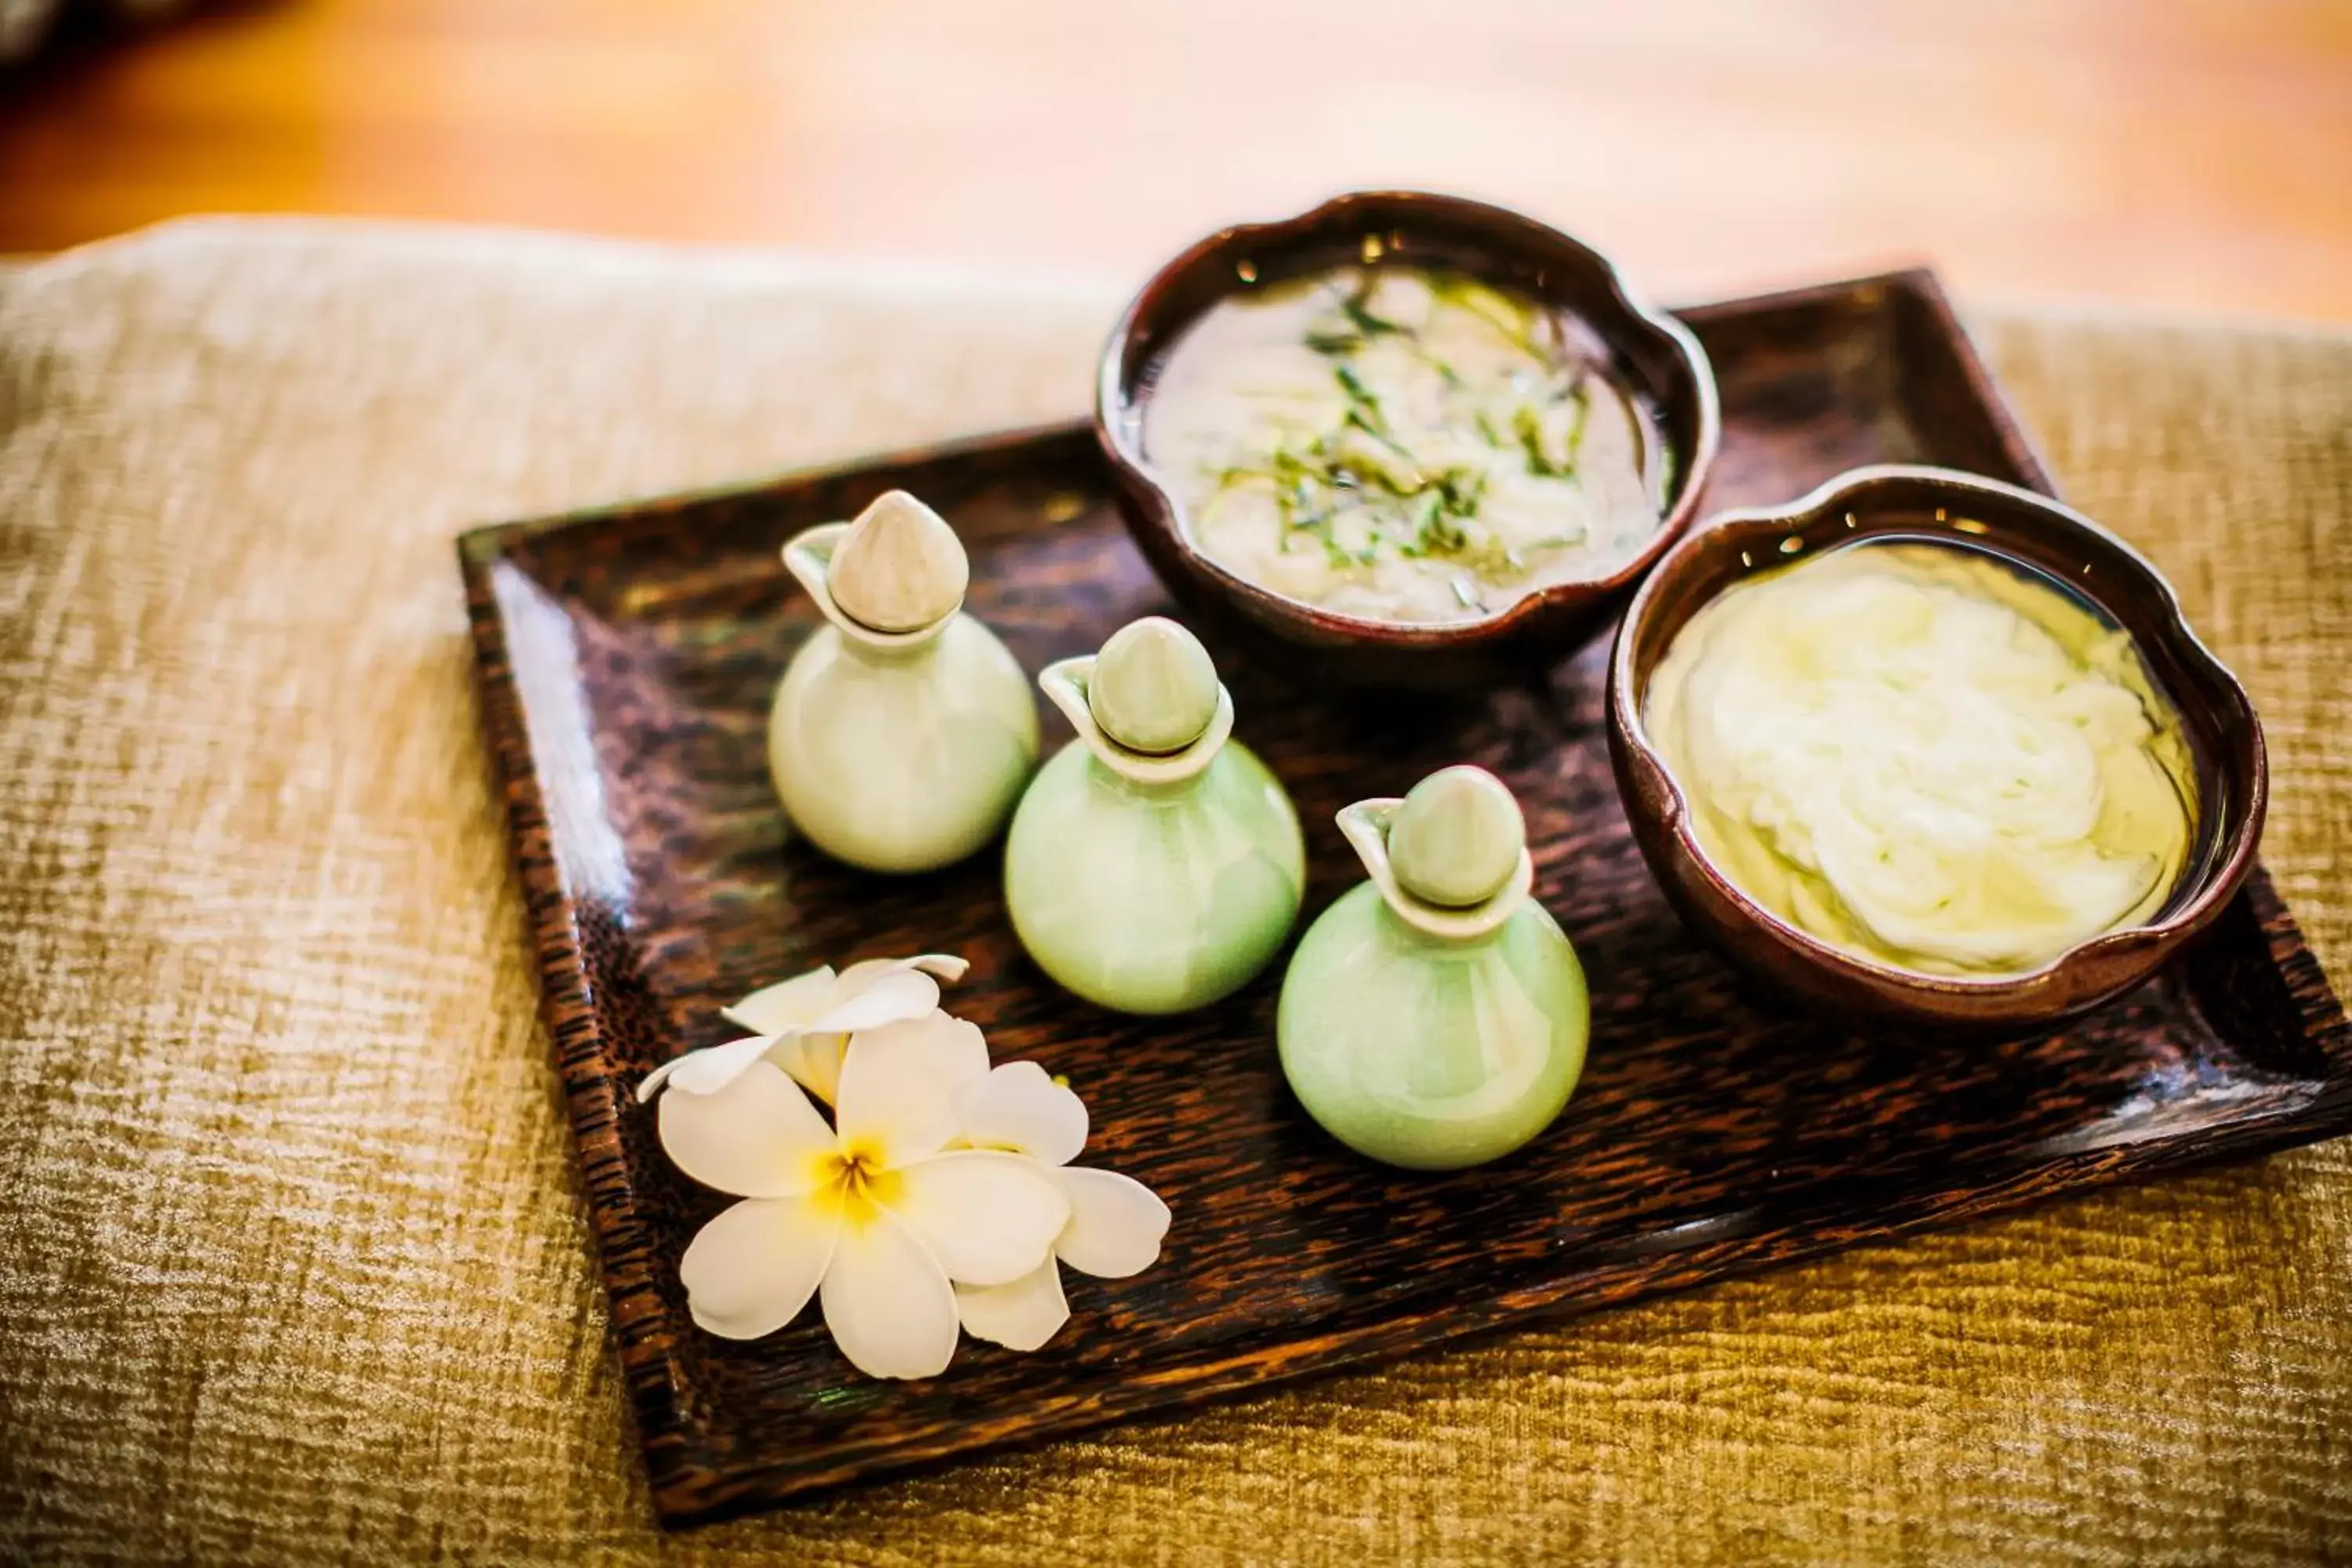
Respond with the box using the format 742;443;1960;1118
1097;190;1720;691
1607;463;2267;1031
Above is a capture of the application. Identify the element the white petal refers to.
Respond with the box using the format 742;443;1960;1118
766;1030;851;1105
833;1012;991;1166
638;1034;775;1101
818;1207;960;1380
678;1197;839;1340
887;1150;1071;1287
833;953;971;993
954;1061;1087;1166
955;1259;1070;1352
720;965;837;1035
657;1061;835;1198
808;967;942;1035
1054;1167;1171;1279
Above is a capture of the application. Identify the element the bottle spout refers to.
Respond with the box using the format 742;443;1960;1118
1040;617;1235;786
1338;766;1536;942
781;491;967;649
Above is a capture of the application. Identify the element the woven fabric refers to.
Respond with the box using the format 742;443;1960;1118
1;221;2346;1566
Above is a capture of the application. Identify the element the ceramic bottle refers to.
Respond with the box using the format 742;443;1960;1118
1277;765;1588;1170
1003;616;1304;1014
768;490;1038;873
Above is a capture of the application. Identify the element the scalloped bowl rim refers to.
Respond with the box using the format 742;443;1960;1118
1608;461;2269;1002
1095;189;1723;648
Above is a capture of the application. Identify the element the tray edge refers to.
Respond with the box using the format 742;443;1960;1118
452;267;2352;1528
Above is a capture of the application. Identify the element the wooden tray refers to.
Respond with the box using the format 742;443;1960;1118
459;269;2352;1528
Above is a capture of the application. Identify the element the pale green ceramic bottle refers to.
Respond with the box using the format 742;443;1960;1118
768;491;1038;873
1277;766;1589;1170
1003;617;1304;1014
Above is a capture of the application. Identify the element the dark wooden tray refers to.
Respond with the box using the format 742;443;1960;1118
459;268;2352;1528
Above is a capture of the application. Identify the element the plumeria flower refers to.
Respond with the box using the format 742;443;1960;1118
949;1061;1172;1352
636;954;964;1106
652;1012;1069;1379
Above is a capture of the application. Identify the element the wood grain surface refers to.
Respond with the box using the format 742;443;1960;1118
5;0;2352;323
459;271;2352;1525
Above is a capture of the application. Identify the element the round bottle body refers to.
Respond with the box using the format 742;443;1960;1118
1004;740;1304;1014
768;613;1038;873
1277;884;1588;1170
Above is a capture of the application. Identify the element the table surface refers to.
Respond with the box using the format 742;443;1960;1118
4;0;2351;322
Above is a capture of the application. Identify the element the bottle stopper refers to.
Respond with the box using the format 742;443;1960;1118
825;490;970;634
1386;765;1526;909
1087;616;1223;756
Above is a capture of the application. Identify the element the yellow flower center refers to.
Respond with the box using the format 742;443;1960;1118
812;1138;902;1224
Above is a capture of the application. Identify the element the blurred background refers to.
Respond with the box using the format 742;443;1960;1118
2;0;2348;321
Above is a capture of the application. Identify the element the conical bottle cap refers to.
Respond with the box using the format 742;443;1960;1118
826;490;969;633
1087;616;1222;755
1387;765;1525;908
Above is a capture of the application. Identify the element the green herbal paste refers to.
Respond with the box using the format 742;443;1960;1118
1142;267;1669;624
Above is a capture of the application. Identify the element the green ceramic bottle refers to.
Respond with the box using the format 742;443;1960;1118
1277;766;1589;1170
1003;616;1304;1014
768;491;1038;873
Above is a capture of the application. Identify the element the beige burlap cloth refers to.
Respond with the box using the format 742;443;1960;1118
2;221;2347;1566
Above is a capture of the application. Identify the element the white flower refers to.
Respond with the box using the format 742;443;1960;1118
651;1012;1069;1379
948;1061;1173;1352
637;954;965;1106
641;954;1172;1378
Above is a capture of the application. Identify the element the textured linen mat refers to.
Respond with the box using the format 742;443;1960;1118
2;220;2347;1566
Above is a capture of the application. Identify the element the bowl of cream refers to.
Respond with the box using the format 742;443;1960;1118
1099;190;1719;690
1608;464;2266;1029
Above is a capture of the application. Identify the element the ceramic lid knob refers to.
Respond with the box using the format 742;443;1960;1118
825;490;970;633
1087;616;1222;755
1387;765;1526;908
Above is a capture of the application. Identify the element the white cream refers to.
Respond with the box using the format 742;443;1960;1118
1643;541;2195;976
